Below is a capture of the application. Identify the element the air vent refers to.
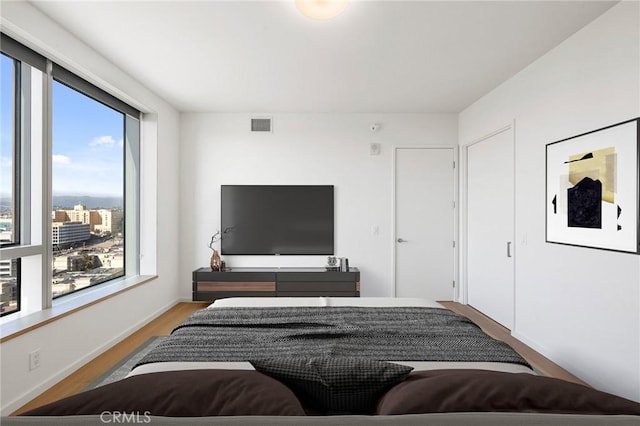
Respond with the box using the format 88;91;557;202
251;117;272;132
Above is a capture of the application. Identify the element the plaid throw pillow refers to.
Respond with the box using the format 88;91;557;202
250;357;413;414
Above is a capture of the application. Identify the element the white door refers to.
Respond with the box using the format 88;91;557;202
395;147;455;301
466;127;514;329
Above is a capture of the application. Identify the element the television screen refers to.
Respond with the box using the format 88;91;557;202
221;185;334;255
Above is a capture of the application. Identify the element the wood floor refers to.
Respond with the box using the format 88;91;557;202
12;302;209;415
13;300;587;415
439;301;589;386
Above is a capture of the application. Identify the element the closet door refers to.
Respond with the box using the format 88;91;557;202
467;127;514;329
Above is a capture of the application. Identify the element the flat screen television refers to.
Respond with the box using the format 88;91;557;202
221;185;334;255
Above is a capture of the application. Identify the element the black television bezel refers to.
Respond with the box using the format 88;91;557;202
220;185;335;256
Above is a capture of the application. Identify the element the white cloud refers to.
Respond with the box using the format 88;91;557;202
52;154;71;165
0;156;12;168
89;135;122;148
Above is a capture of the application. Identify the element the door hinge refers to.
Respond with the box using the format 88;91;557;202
453;240;456;248
452;201;456;209
452;280;455;288
453;161;456;169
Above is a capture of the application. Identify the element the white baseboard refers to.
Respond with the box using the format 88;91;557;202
2;298;182;415
511;329;550;357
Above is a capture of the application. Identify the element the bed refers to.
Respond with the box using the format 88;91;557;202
9;297;640;425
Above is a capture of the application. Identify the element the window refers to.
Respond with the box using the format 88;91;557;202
1;53;20;315
1;54;19;247
0;258;20;316
51;81;126;298
0;33;140;317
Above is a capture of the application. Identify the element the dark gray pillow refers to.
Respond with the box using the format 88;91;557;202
250;357;413;414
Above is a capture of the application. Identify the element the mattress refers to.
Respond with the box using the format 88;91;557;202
208;296;445;309
127;297;534;378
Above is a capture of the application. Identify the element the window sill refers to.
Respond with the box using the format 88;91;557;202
0;275;157;342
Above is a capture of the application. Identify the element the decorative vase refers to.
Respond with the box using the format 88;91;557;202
210;249;221;271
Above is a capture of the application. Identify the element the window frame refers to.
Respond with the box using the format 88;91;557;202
4;54;21;249
0;33;142;318
49;79;129;299
1;53;23;316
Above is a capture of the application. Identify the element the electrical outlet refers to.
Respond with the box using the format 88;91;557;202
29;349;41;371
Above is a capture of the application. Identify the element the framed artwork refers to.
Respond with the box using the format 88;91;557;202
546;118;639;254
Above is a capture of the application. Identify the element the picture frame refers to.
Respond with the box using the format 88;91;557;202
545;118;640;254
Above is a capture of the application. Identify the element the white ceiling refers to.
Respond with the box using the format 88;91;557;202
30;0;617;113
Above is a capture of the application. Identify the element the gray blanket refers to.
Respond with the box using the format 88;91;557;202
135;306;529;367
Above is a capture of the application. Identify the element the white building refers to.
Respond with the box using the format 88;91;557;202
52;205;122;235
0;230;13;277
94;209;123;235
51;222;90;245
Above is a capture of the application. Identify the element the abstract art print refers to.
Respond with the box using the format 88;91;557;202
546;118;639;254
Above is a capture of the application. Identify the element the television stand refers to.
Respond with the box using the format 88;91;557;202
192;267;360;302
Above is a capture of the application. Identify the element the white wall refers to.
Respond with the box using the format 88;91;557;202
0;2;181;414
179;113;457;298
459;2;640;402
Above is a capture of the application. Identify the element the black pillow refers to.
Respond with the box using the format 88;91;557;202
250;357;413;414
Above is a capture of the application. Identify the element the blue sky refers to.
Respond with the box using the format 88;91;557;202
1;55;14;200
1;52;124;199
52;81;124;197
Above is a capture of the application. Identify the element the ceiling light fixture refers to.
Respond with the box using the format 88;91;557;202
296;0;349;20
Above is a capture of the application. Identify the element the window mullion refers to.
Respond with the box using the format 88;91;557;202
19;62;31;247
0;245;41;259
41;60;53;309
125;116;140;277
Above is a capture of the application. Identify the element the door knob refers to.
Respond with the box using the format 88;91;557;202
397;238;407;243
